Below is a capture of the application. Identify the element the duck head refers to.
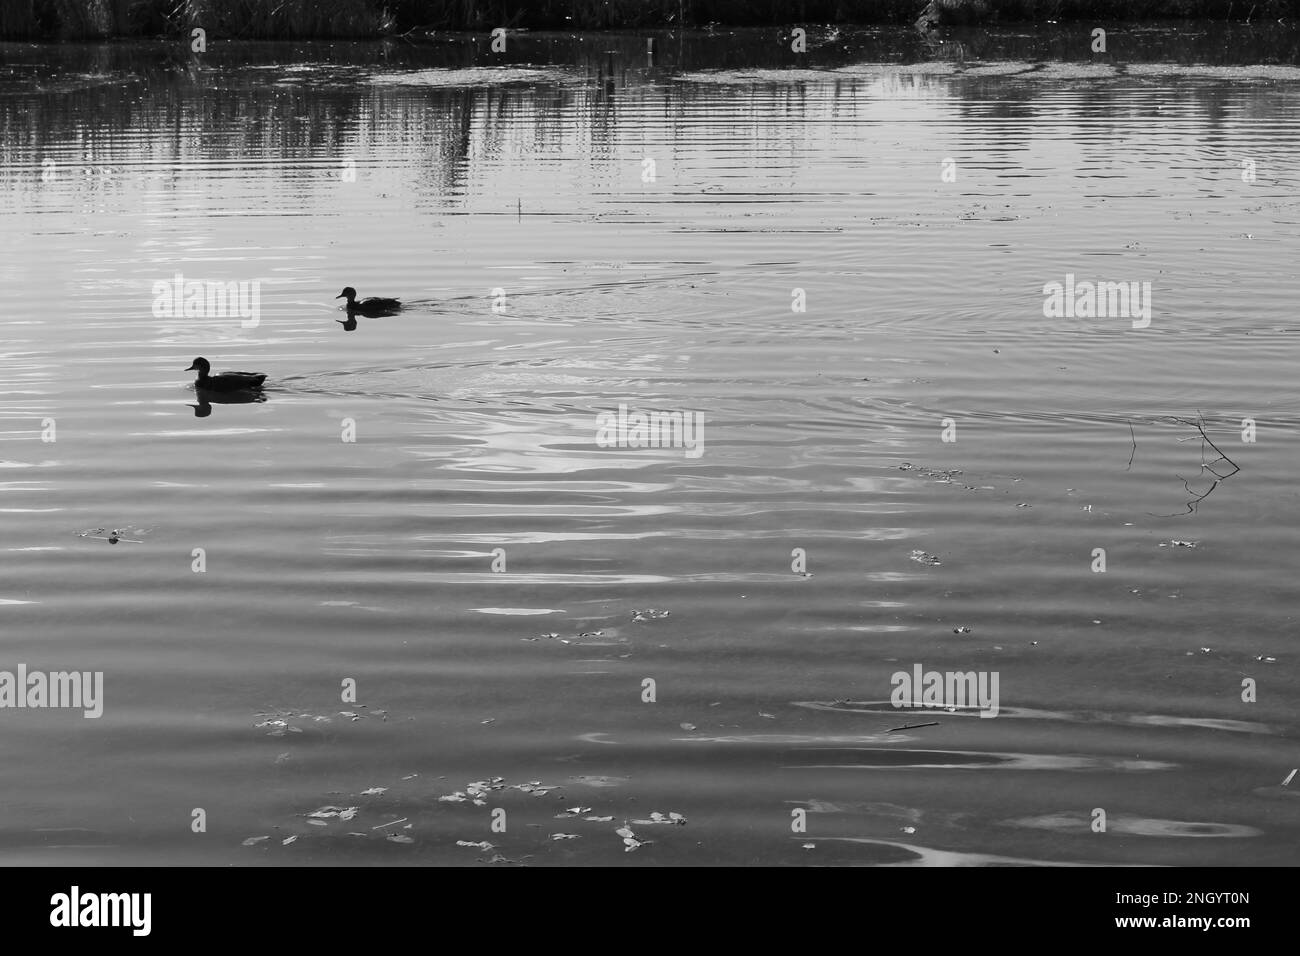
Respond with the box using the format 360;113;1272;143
336;287;358;303
185;357;211;377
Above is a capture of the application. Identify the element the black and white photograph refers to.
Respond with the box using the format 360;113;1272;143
0;0;1292;935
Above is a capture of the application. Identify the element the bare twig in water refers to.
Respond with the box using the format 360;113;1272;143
887;721;940;732
1151;413;1241;517
1126;420;1137;471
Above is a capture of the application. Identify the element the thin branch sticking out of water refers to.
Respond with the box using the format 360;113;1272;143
1151;413;1241;517
1125;420;1137;471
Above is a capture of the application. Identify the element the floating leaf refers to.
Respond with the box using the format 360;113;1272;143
241;836;270;846
550;833;580;841
360;787;388;796
386;835;414;844
457;840;493;850
282;836;298;845
679;722;697;731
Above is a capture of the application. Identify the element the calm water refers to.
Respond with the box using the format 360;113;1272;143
2;25;1298;866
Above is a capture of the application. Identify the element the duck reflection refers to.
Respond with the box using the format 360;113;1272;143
188;388;267;417
337;316;359;332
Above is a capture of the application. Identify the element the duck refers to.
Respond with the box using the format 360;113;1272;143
336;287;401;315
185;357;267;392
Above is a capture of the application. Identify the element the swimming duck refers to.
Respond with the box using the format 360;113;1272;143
185;357;267;392
336;287;401;315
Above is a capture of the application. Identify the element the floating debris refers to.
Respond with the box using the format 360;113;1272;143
897;463;962;481
568;775;627;788
281;836;298;845
1256;655;1277;663
758;712;776;719
888;721;940;732
1161;540;1198;548
555;807;592;818
909;550;942;567
633;811;686;826
679;722;697;731
241;836;270;846
513;781;560;795
75;525;151;545
901;826;916;834
360;787;388;796
307;806;358;821
550;833;580;841
631;609;671;623
802;842;816;849
371;818;408;830
952;626;972;634
615;824;650;852
584;815;614;822
1284;770;1297;788
457;840;494;850
386;834;414;844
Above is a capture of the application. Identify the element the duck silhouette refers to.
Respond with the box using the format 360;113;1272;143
185;357;267;392
337;287;401;316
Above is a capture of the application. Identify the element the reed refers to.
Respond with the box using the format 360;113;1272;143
0;0;38;40
182;0;391;39
4;0;1297;40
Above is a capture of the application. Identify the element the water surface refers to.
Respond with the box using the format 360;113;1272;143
1;25;1298;866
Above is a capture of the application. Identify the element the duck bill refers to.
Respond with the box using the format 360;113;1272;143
335;292;346;299
185;363;198;371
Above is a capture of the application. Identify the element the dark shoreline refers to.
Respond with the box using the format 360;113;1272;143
3;0;1298;42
